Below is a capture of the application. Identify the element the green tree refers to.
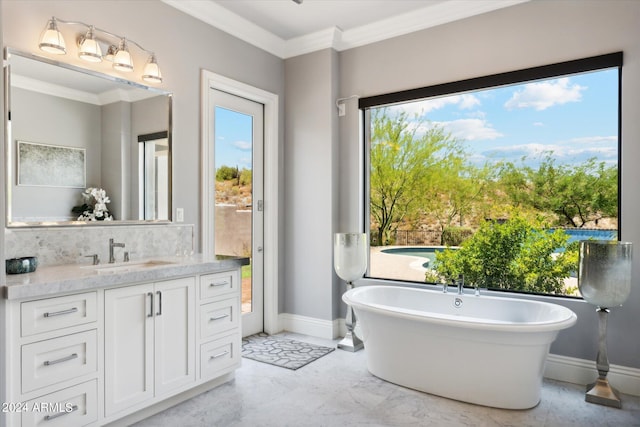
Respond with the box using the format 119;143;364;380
498;154;618;227
435;213;578;294
369;108;462;245
425;158;495;242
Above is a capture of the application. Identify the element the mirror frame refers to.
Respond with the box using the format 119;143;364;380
4;47;173;227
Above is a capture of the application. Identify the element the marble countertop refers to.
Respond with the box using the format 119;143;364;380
2;254;249;300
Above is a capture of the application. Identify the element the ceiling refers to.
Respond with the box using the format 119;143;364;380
163;0;530;59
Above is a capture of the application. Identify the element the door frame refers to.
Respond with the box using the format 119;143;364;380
201;70;279;335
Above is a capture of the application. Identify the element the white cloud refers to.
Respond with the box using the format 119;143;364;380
435;118;503;141
390;93;481;117
504;77;586;111
233;140;252;151
483;138;618;166
569;136;617;145
486;143;555;157
533;122;544;127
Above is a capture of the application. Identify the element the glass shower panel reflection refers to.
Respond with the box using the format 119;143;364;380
214;106;253;314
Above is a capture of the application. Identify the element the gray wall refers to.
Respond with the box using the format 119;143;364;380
10;87;101;221
101;101;129;220
284;49;341;320
337;0;640;368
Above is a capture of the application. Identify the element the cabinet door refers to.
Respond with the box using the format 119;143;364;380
104;284;154;416
154;277;196;396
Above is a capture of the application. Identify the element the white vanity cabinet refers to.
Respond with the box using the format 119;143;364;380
104;277;196;416
2;259;245;427
6;291;100;427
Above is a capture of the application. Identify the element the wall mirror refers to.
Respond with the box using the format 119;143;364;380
4;48;172;227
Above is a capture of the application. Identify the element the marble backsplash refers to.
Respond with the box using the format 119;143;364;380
5;224;194;267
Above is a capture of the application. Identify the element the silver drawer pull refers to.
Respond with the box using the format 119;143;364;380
209;280;229;287
210;350;230;359
44;404;78;421
210;314;230;321
44;307;78;318
44;353;78;366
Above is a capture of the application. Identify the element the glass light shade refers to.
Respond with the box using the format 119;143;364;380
578;240;632;308
78;28;102;63
39;18;66;54
113;40;133;72
142;55;162;84
334;233;368;283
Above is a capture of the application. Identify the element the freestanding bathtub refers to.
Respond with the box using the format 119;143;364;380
343;285;577;409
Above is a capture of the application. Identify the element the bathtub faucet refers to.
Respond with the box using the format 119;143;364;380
456;274;465;295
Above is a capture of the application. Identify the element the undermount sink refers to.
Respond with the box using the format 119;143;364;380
84;260;176;275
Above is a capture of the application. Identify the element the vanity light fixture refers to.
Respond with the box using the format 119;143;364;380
78;26;102;63
38;16;163;83
112;39;134;72
142;54;162;84
38;17;66;54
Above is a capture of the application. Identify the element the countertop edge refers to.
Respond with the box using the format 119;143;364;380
2;256;250;300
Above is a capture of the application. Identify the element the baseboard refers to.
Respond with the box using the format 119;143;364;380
279;313;340;339
545;353;640;397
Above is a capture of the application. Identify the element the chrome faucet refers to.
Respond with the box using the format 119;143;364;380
456;274;465;295
109;238;125;263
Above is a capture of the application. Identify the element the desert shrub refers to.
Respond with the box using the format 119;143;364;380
441;227;474;246
216;165;238;181
434;215;578;295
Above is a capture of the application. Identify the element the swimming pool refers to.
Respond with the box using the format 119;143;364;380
553;228;617;245
381;229;617;267
381;246;449;268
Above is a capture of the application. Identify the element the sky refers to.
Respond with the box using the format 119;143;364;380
213;68;618;172
215;106;253;170
386;67;619;169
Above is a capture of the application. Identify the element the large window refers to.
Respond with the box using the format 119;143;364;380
361;53;622;297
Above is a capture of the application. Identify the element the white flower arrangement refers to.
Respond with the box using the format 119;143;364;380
73;187;113;221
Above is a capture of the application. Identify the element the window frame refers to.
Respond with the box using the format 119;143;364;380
360;52;623;295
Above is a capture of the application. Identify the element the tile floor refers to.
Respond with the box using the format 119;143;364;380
134;333;640;427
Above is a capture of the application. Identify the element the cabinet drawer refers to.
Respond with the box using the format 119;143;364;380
22;380;98;427
22;330;97;394
21;292;97;337
200;297;239;340
200;334;240;380
199;271;237;300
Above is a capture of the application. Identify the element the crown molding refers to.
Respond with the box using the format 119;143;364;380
162;0;286;58
163;0;530;59
339;0;530;52
284;27;343;59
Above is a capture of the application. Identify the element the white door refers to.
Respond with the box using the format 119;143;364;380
210;89;264;337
